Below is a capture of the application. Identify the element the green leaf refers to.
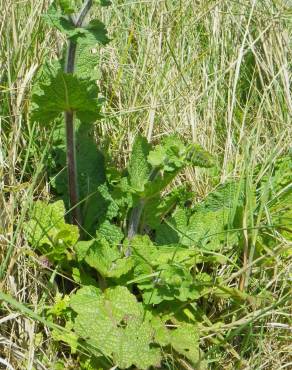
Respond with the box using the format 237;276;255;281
170;324;200;364
57;0;79;14
83;19;111;45
44;4;110;45
44;4;78;37
31;71;101;124
156;196;239;250
185;143;215;168
24;200;79;261
70;286;162;369
97;220;124;245
148;135;186;172
50;121;106;234
193;181;244;212
140;263;201;305
75;43;101;80
143;185;192;229
128;135;152;192
148;136;214;173
75;238;134;278
182;208;238;250
156;207;188;245
94;0;111;6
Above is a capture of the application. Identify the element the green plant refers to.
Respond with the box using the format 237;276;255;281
2;0;292;369
32;0;110;226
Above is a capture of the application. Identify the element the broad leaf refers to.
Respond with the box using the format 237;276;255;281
31;71;101;123
170;324;200;364
97;220;124;245
24;200;79;261
70;286;161;369
44;4;110;45
75;237;134;278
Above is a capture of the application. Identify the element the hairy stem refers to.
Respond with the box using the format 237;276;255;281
64;0;93;226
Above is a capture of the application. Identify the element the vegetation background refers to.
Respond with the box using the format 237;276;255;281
0;0;292;369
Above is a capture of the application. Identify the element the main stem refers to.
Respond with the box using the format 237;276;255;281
64;0;93;226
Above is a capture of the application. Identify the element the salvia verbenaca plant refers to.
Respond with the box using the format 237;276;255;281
27;1;292;368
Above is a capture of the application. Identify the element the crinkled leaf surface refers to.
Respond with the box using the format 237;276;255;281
140;264;201;305
32;71;101;124
75;237;134;278
170;323;200;364
97;220;124;245
128;135;152;192
148;136;213;172
70;286;161;369
127;236;207;304
24;200;79;260
156;205;238;250
182;208;238;249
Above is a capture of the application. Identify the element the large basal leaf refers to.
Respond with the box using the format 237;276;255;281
70;286;161;369
31;71;101;124
156;187;240;250
170;323;200;364
24;200;79;260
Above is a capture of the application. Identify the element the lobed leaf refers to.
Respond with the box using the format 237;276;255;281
31;71;101;124
70;286;161;369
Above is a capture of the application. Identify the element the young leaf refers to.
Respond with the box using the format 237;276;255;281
70;286;162;369
128;135;152;192
24;200;79;261
31;71;101;124
75;237;134;278
57;0;79;14
83;19;111;45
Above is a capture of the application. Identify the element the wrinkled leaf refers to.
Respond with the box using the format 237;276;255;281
32;71;101;123
70;286;161;369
